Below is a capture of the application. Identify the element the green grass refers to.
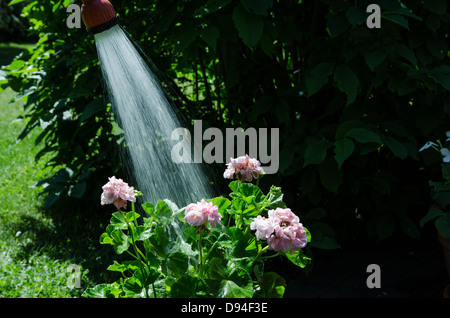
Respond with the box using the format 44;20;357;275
0;43;34;66
0;43;91;298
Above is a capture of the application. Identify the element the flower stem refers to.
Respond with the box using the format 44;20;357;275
252;245;269;266
261;251;281;260
256;175;261;188
118;209;146;263
198;229;204;277
256;192;271;216
131;201;139;229
204;233;226;263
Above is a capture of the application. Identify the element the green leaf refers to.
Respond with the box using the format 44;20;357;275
107;260;140;273
199;25;220;49
265;186;286;210
134;267;161;288
346;7;367;25
376;213;396;241
232;4;264;48
210;197;232;215
435;215;450;239
217;278;253;298
318;158;342;193
250;95;277;121
364;47;388;71
67;181;86;198
431;192;450;210
327;13;349;37
284;250;311;268
148;227;175;258
384;136;408;159
110;211;140;230
420;208;447;227
305;208;327;221
146;200;175;226
170;275;205;297
306;62;335;96
135;225;152;241
394;43;417;66
334;138;355;169
122;277;142;294
101;225;130;254
308;222;341;249
80;99;104;122
240;0;273;16
206;257;230;280
171;22;198;53
227;227;257;258
303;139;331;167
428;66;450;90
228;180;240;193
382;14;409;30
257;272;286;298
397;211;420;239
229;180;265;203
208;264;254;298
333;65;359;105
345;128;382;144
142;202;155;215
194;0;233;15
163;251;189;277
83;284;119;298
310;233;341;250
424;0;447;15
8;0;28;5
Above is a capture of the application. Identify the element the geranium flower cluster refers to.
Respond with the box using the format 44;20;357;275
101;176;137;210
250;208;308;254
223;155;265;182
184;199;222;228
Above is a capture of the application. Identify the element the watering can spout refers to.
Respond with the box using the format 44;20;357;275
81;0;119;34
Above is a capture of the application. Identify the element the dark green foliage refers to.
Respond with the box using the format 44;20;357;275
2;0;450;247
0;0;32;42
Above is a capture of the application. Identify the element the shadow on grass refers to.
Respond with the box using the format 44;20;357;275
8;198;124;290
0;44;32;67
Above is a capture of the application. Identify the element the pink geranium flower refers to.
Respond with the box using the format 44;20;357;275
223;155;265;182
101;176;136;210
250;208;308;254
185;199;222;228
250;215;275;241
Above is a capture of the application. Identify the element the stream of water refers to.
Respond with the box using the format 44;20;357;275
94;25;214;208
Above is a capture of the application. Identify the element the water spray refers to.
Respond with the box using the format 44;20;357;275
81;0;119;34
79;0;214;261
79;0;215;207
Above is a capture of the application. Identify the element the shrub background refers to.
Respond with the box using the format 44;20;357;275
2;0;450;250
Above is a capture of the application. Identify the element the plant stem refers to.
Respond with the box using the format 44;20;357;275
204;233;226;263
198;229;204;277
125;250;145;265
131;202;139;229
240;209;244;229
252;245;269;266
256;192;271;215
118;209;146;263
262;251;281;260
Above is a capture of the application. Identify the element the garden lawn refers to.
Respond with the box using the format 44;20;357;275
0;43;85;297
